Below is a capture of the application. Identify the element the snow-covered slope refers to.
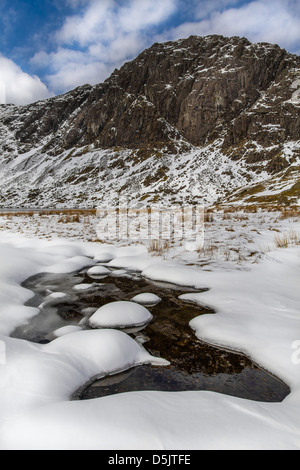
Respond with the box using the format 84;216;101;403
0;35;299;208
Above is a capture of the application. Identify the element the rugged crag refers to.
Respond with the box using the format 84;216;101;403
0;35;299;207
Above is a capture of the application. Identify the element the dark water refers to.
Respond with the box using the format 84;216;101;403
13;266;290;403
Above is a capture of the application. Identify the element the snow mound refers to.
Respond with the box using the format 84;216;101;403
73;283;99;291
89;301;153;329
93;252;114;263
131;293;161;306
45;329;163;376
87;266;111;278
39;292;70;308
48;292;68;299
53;326;83;337
110;269;129;277
81;307;97;316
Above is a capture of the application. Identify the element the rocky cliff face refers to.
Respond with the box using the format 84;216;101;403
0;35;299;208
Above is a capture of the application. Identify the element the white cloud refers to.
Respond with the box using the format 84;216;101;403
118;0;177;33
57;0;114;47
58;0;177;46
157;0;300;52
0;54;52;105
56;0;176;48
43;49;114;91
193;0;242;19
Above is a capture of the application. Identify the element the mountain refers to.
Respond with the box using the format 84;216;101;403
0;35;299;208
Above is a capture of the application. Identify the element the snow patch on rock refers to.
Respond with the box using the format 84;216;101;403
89;301;153;329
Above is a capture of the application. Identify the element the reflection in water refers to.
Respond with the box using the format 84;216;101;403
79;364;286;403
13;268;290;403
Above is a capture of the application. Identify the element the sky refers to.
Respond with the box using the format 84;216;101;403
0;0;299;105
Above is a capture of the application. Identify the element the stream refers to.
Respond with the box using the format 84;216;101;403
11;263;290;403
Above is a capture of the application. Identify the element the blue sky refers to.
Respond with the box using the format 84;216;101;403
0;0;299;104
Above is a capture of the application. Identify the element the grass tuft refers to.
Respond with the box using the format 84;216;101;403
148;239;170;256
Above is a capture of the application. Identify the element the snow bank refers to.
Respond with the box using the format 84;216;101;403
0;330;166;426
143;250;300;389
108;254;162;271
45;256;96;274
2;390;299;450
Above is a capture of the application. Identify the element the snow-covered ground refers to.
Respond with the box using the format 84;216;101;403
0;208;299;450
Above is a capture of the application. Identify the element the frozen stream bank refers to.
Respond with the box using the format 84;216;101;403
0;231;299;450
12;266;290;403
